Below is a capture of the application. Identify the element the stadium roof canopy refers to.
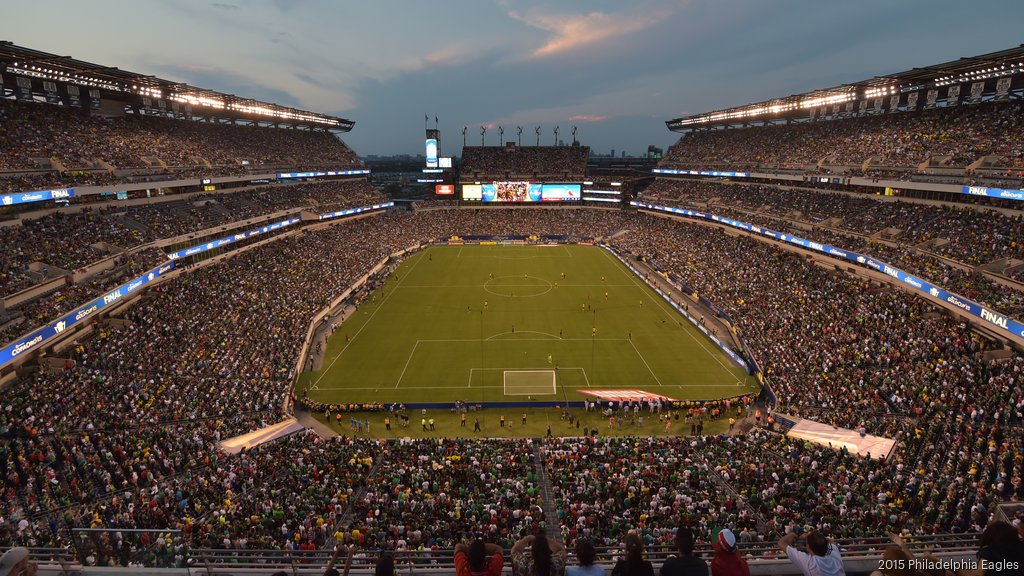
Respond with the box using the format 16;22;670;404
0;41;354;131
667;44;1024;131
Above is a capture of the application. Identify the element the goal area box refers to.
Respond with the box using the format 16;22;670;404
503;370;557;396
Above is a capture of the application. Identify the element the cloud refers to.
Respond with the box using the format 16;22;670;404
210;2;239;10
394;46;472;73
569;114;608;123
508;7;671;58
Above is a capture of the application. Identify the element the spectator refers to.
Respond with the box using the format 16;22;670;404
709;529;749;576
659;100;1024;171
975;522;1024;576
512;534;567;576
611;533;655;576
375;552;397;576
323;542;354;576
0;547;35;576
567;539;605;576
778;529;845;576
661;527;708;576
455;539;505;576
461;145;589;180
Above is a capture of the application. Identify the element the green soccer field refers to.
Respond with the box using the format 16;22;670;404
298;244;758;405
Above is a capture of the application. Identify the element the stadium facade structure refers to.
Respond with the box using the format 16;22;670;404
1;44;1022;575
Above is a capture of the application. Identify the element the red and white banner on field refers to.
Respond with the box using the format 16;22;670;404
577;389;676;403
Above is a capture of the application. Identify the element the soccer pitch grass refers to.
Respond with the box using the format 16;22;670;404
299;244;758;405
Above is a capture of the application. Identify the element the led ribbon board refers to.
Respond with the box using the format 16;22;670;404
962;186;1024;202
166;217;302;260
0;261;175;369
631;202;1024;339
275;169;370;178
319;202;394;220
0;188;74;206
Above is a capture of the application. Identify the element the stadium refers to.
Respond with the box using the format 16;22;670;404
1;22;1024;576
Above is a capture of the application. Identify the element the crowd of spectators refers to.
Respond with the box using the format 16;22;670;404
0;98;361;172
0;181;383;292
0;208;637;540
0;169;124;195
349;438;542;550
608;211;1023;543
461;146;589;179
0;183;387;388
111;180;383;240
661;100;1024;170
611;212;1023;429
544;436;758;548
0;247;166;344
642;179;1024;317
0;209;146;280
1;206;1022;570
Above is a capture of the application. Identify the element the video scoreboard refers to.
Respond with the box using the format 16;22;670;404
461;182;581;203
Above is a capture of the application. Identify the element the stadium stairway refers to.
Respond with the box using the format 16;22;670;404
205;200;236;220
531;441;562;542
705;462;768;534
901;209;948;242
110;213;149;235
324;456;386;550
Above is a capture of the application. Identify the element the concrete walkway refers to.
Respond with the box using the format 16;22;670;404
295;405;340;438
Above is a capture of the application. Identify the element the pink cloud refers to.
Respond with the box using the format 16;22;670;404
569;114;609;123
508;8;671;59
395;46;468;73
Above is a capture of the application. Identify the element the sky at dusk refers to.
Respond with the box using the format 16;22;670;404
4;0;1024;156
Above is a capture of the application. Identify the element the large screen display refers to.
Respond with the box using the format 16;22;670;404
425;139;438;167
462;182;582;202
482;182;543;202
541;184;581;202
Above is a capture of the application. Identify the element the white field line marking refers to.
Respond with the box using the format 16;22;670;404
312;251;426;387
486;330;561;340
598;248;738;378
628;338;664;387
503;369;557;396
408;337;628;342
394;340;420;389
467;367;589;389
397;284;634;288
314;380;735;391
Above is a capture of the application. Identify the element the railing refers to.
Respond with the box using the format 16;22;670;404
3;532;984;575
0;546;77;576
187;533;983;575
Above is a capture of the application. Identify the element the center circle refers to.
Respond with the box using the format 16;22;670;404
483;275;554;298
